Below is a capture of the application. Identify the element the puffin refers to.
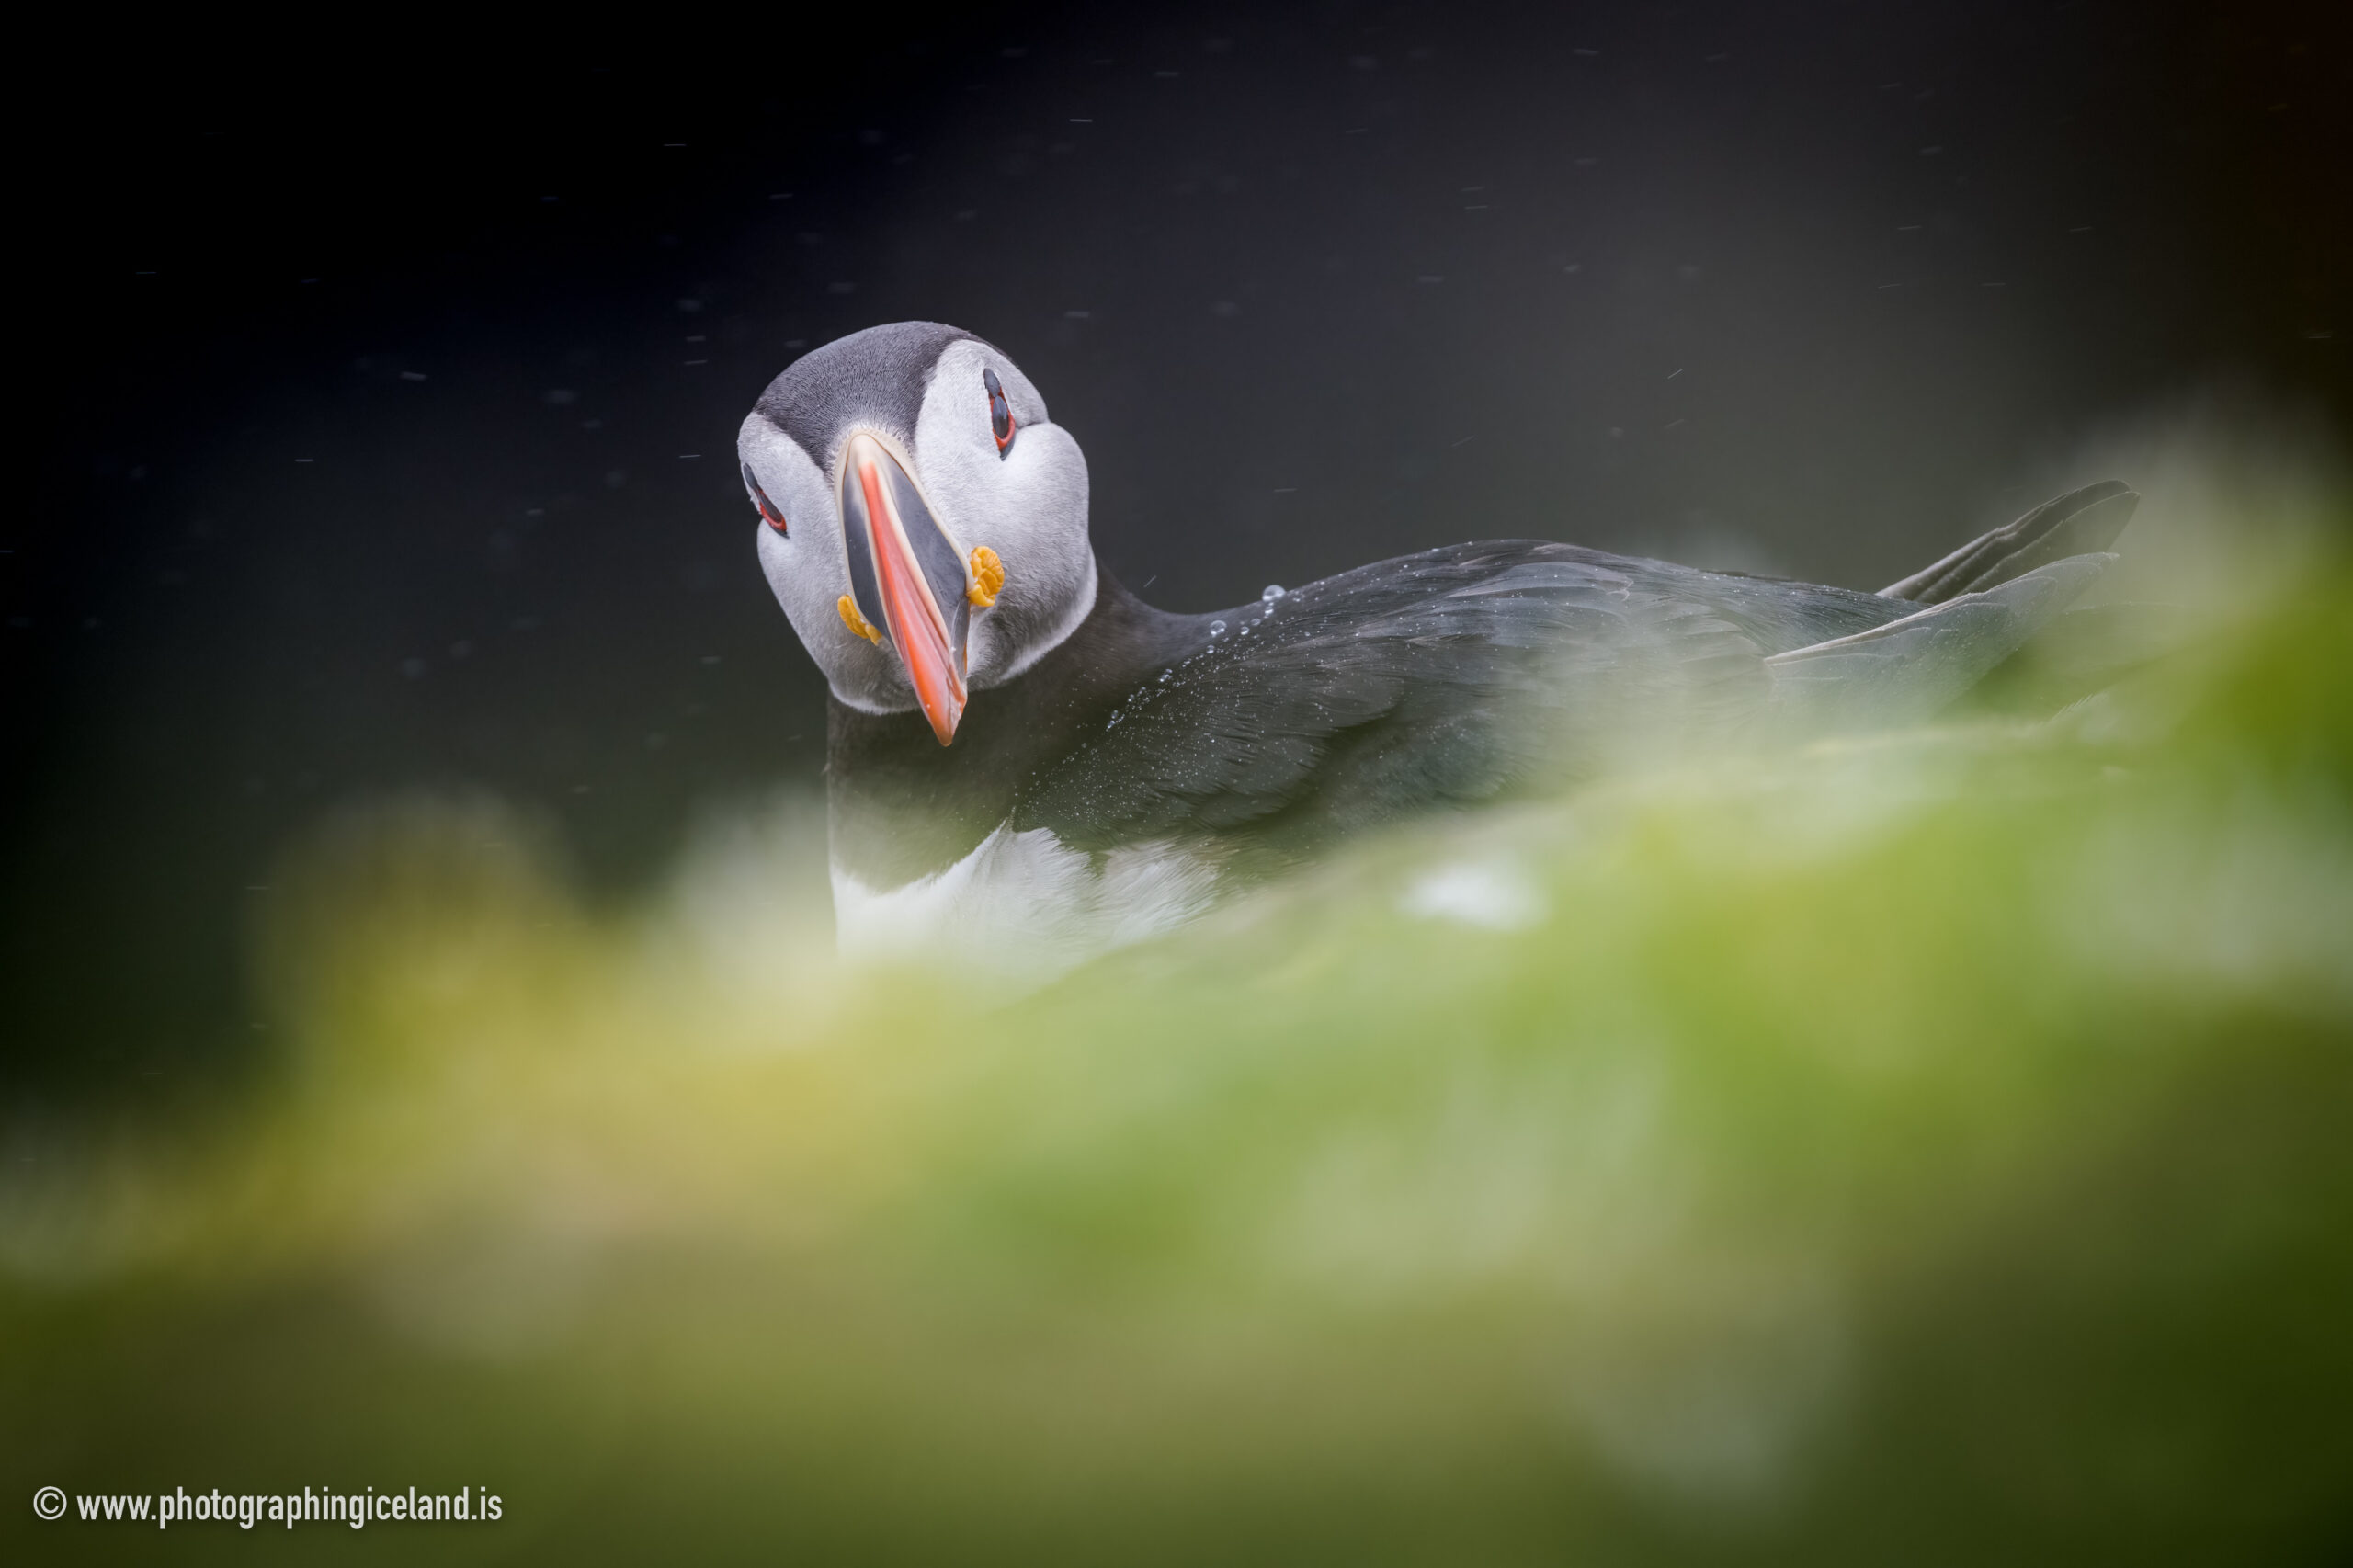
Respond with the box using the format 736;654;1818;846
737;322;2135;978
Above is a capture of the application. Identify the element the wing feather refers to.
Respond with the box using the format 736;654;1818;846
1017;542;1913;848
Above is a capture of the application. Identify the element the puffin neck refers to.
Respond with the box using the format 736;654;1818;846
823;555;1200;890
978;548;1101;691
1021;558;1204;690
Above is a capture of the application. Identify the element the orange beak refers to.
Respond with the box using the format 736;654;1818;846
839;433;968;745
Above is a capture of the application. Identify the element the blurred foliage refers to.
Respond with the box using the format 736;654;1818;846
5;558;2351;1564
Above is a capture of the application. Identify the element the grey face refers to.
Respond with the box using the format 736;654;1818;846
736;324;1097;744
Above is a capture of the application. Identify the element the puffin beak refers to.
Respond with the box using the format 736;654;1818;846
838;432;971;745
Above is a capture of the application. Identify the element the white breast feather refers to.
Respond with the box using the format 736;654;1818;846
831;824;1221;988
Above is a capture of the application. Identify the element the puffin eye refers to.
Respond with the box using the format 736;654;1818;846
743;463;788;534
983;367;1015;457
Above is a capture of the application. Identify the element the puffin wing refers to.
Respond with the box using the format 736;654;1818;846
1766;554;2116;728
1016;542;1902;850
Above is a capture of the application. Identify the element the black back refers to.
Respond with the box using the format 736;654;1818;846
828;542;1917;888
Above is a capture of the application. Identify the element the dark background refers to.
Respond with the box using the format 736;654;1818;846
7;1;2346;1098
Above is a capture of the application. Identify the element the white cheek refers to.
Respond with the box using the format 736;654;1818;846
742;420;919;712
758;520;923;713
756;526;816;642
905;346;1096;688
961;428;1095;688
756;523;800;611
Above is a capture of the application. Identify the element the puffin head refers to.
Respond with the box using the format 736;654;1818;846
736;322;1096;745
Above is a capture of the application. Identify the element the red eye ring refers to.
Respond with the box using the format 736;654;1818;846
743;463;788;534
983;367;1015;457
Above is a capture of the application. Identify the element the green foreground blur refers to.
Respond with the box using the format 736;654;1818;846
6;562;2350;1564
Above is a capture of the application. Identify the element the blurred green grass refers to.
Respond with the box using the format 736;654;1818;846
5;563;2351;1564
